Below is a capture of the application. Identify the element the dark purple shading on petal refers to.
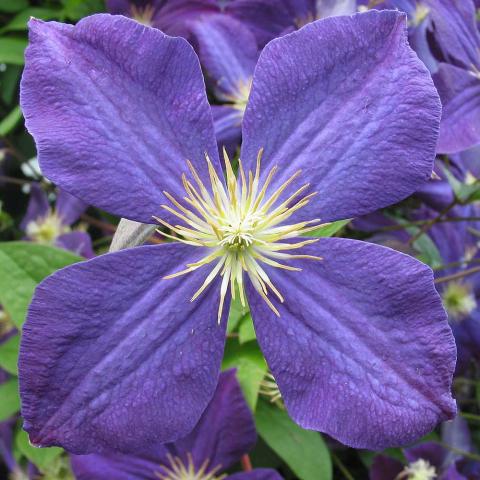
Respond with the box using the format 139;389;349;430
19;243;228;454
434;63;480;154
21;14;219;224
192;14;258;101
404;442;447;469
20;183;49;231
71;370;261;479
212;105;242;155
56;231;94;258
369;455;404;480
71;453;159;480
241;10;441;223
169;369;256;472
248;239;456;449
56;189;87;226
425;0;480;71
228;470;284;480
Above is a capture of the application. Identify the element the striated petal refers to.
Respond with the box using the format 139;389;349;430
241;10;440;223
434;63;480;154
192;14;258;101
19;243;228;453
21;14;219;223
248;239;456;449
56;189;87;226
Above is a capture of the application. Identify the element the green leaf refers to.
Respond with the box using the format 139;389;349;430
0;242;82;328
222;339;267;411
306;219;351;237
0;37;27;65
0;8;60;34
0;105;22;136
238;313;256;343
0;333;19;375
227;294;249;334
0;378;20;420
443;168;480;203
15;428;63;471
255;400;332;480
60;0;105;20
0;0;28;13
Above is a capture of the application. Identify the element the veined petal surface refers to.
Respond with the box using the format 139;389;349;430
19;243;228;453
21;14;219;223
248;239;456;449
241;10;441;223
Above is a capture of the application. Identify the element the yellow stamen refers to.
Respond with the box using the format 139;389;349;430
156;150;324;320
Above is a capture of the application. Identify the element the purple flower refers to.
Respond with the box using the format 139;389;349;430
19;11;455;454
71;370;282;480
106;0;220;36
226;0;356;48
370;415;480;480
20;183;94;258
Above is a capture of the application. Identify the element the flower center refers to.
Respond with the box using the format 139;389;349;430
156;454;225;480
130;4;155;26
155;149;323;321
26;211;69;244
441;281;477;321
395;459;437;480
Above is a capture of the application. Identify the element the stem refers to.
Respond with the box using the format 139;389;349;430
332;453;355;480
80;214;117;233
240;454;252;472
407;200;457;246
433;258;480;271
460;412;480;423
434;265;480;284
435;441;480;462
0;175;32;186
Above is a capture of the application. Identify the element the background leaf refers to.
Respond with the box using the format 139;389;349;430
0;333;20;375
255;400;332;480
0;37;27;65
0;378;20;420
15;428;63;471
0;242;82;327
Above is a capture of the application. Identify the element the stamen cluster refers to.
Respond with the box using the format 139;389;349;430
155;453;224;480
155;150;323;321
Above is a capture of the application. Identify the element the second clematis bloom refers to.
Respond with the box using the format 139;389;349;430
19;11;456;454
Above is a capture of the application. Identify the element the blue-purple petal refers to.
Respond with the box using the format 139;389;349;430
19;243;228;453
248;239;456;449
241;10;441;223
21;14;219;223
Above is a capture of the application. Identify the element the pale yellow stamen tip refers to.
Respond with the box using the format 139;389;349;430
157;150;324;318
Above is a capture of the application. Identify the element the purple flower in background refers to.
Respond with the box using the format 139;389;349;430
226;0;356;47
71;370;282;480
191;13;259;154
362;0;480;155
19;11;456;454
106;0;220;37
370;415;480;480
20;183;94;258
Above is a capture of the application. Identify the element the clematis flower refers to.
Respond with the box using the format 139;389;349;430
106;0;220;36
20;183;94;258
225;0;356;47
191;13;259;155
19;11;456;454
370;415;480;480
71;370;282;480
355;203;480;375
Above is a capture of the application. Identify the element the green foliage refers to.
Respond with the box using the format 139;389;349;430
0;37;27;65
0;0;29;13
0;378;20;420
306;219;351;237
0;333;19;375
222;339;267;411
255;400;332;480
0;242;82;327
60;0;105;20
0;7;60;33
0;105;22;135
15;428;63;472
443;168;480;203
